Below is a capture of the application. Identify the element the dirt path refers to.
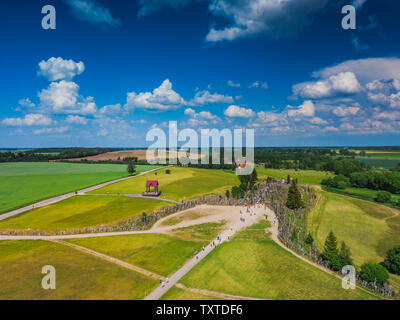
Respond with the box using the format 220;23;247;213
0;166;164;222
144;205;268;300
174;284;262;300
50;239;165;281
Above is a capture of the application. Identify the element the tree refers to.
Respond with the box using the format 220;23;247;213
141;212;147;223
127;162;136;175
249;168;258;187
339;241;353;266
382;245;400;275
305;232;314;245
286;180;304;210
360;262;389;286
375;191;391;203
165;169;171;174
323;231;338;261
226;189;230;199
287;175;291;185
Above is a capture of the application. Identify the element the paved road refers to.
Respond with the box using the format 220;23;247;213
0;166;164;222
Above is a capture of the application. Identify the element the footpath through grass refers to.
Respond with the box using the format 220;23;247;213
0;162;157;214
0;240;158;300
179;220;376;300
90;167;239;201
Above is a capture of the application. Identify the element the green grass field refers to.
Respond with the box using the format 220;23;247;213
179;221;376;300
356;157;400;169
0;196;168;231
90;167;239;201
256;167;334;185
344;187;400;204
67;233;205;277
161;286;225;300
0;162;157;214
0;240;157;300
307;191;400;265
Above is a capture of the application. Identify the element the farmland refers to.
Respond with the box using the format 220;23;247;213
90;167;239;201
0;240;158;300
0;196;168;231
0;162;157;214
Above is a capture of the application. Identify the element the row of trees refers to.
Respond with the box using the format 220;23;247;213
0;148;120;162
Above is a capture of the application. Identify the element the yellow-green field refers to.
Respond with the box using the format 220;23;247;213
179;221;377;300
0;162;156;214
161;286;225;300
307;191;400;265
0;196;168;231
90;167;239;201
67;233;205;277
0;240;157;300
256;167;334;185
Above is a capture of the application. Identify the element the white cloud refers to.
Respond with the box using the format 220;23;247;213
227;80;241;87
38;80;97;115
206;0;329;42
312;58;400;84
18;98;35;108
189;90;233;106
1;114;53;126
224;105;255;118
293;72;362;99
185;108;220;125
310;117;328;125
33;126;70;135
38;57;85;81
287;100;315;118
64;0;120;27
97;128;108;137
125;79;185;111
332;106;360;117
249;81;268;89
99;104;122;116
66;115;88;125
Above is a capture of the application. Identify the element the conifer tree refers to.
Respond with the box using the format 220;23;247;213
339;241;353;266
323;231;338;261
286;180;304;209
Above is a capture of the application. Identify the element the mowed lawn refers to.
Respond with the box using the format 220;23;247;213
161;286;225;300
307;191;400;265
0;162;157;214
256;167;334;185
0;240;158;300
90;167;239;201
0;196;168;231
179;221;377;300
67;233;205;277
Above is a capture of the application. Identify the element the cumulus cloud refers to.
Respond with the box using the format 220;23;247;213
287;100;315;118
312;58;400;84
18;98;35;108
310;117;328;125
1;114;53;126
38;57;85;81
332;105;360;117
224;105;255;118
293;72;362;99
125;79;185;111
64;0;120;27
38;80;97;115
189;90;233;106
99;104;122;116
185;107;220;125
206;0;329;42
66;115;88;125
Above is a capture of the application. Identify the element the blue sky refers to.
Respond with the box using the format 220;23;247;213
0;0;400;147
